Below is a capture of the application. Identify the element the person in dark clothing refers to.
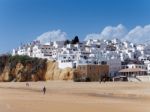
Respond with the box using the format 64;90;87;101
43;86;46;95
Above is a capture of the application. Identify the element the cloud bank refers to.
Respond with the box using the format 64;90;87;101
36;24;150;44
124;25;150;43
36;29;67;44
85;24;150;43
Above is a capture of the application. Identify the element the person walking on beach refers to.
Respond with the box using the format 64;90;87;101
43;86;46;95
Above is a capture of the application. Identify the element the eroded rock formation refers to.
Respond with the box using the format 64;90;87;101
0;55;74;82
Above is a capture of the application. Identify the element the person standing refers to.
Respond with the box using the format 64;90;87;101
43;86;46;95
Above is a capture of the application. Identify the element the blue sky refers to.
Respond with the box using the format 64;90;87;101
0;0;150;53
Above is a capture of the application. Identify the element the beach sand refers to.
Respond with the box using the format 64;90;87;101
0;81;150;112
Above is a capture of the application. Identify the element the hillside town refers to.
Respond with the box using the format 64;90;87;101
12;37;150;82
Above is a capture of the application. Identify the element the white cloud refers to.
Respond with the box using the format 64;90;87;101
36;25;150;44
123;25;150;43
85;24;127;40
100;24;127;40
36;29;67;44
84;33;100;40
85;24;150;43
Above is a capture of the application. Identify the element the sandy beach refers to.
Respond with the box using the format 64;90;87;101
0;81;150;112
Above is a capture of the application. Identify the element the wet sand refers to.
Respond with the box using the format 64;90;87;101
0;81;150;112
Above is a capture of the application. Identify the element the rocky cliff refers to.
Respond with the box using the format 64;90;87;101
45;61;74;80
0;55;74;82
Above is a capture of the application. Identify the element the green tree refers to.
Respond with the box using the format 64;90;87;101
71;36;79;44
64;39;70;45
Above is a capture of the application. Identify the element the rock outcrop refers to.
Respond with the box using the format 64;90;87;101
45;61;74;80
0;55;74;82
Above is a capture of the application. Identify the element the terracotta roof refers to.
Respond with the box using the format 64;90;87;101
119;68;147;73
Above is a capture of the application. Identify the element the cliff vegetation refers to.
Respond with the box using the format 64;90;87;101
0;55;74;82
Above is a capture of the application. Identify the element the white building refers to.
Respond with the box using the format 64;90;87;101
58;54;77;69
12;38;150;74
107;58;121;76
53;41;65;48
144;60;150;75
32;44;54;60
121;63;146;70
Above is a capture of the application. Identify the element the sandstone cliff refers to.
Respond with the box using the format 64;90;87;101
45;61;74;80
0;55;74;82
